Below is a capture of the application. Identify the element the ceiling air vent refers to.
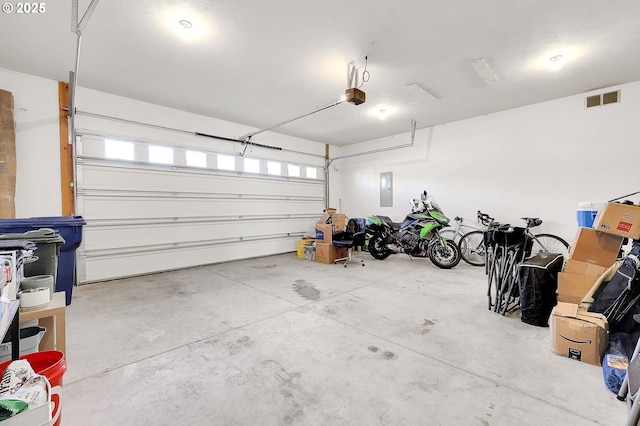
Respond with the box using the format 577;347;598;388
603;90;620;105
586;95;601;108
586;90;621;108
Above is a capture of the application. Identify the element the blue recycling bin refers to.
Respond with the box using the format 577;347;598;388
0;216;86;305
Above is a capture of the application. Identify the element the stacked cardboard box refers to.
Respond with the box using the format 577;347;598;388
557;227;622;303
314;211;348;264
593;202;640;240
550;226;623;365
550;302;609;365
315;211;347;244
315;243;348;264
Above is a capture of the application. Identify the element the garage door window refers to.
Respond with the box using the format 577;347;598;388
267;161;281;175
217;154;236;170
186;150;206;168
244;158;260;173
104;139;134;161
305;167;317;179
149;145;174;164
287;164;300;177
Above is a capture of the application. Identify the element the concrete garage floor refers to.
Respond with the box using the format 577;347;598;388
60;252;627;425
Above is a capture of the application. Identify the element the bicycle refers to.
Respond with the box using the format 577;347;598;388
441;211;497;266
439;212;488;266
457;212;569;268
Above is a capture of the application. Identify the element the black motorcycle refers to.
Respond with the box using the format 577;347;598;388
365;190;461;269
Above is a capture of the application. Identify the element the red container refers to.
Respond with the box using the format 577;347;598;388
0;350;67;426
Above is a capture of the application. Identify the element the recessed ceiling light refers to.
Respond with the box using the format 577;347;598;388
549;54;564;70
179;19;192;29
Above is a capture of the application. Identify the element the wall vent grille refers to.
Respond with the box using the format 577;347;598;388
586;90;621;108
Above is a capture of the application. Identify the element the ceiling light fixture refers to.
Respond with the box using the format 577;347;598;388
179;19;192;29
406;83;439;102
470;58;499;85
375;106;391;120
549;54;564;70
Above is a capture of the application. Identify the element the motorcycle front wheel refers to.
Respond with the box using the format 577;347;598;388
428;239;461;269
368;235;392;260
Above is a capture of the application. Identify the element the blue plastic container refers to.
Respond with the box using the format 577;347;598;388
0;216;86;305
577;202;605;228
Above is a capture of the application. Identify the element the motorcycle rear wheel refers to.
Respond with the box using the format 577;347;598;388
368;235;392;260
428;239;461;269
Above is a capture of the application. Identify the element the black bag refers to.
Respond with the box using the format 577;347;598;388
589;241;640;333
518;253;564;326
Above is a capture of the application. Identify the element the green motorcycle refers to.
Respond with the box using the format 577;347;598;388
365;190;461;269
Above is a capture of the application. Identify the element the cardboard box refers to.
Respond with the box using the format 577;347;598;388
550;302;608;366
557;259;610;304
563;259;609;276
593;202;640;239
568;227;623;266
317;212;332;225
557;272;602;304
315;243;348;264
315;224;333;244
331;213;346;233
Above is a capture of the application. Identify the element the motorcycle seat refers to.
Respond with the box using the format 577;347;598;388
374;215;403;230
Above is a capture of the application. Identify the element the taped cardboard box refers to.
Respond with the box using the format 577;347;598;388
550;302;608;366
315;243;348;265
593;202;640;239
568;227;623;266
557;259;610;304
315;224;333;244
331;213;346;233
557;273;602;304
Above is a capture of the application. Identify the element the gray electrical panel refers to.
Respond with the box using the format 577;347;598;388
380;172;393;207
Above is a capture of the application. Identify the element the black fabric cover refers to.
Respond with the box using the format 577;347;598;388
589;241;640;333
518;252;564;326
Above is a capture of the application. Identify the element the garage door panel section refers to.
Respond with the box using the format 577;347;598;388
79;161;324;198
80;196;321;219
75;133;325;283
79;237;300;283
83;218;314;251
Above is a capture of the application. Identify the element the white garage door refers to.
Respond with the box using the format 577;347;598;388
74;130;325;283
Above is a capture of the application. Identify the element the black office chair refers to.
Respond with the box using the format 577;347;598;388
333;218;366;267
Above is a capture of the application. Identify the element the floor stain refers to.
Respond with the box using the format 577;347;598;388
474;416;490;426
383;351;395;360
423;319;435;326
324;306;338;315
368;346;379;352
292;279;320;301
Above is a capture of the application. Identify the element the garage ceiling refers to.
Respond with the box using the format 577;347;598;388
2;0;640;146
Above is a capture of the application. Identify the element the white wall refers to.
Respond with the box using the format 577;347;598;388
330;80;640;244
0;68;61;217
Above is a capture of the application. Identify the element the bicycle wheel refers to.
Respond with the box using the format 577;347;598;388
439;228;458;243
531;234;569;258
458;230;486;266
